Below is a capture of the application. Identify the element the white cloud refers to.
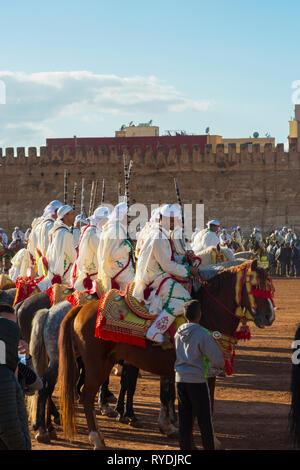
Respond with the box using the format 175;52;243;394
0;71;212;147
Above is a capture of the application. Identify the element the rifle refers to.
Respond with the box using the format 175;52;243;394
123;154;136;268
88;181;95;217
63;169;69;205
101;179;105;205
72;182;78;211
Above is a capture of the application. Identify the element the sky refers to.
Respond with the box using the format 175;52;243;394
0;0;300;149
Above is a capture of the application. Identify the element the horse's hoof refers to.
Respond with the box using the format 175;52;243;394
106;394;117;404
214;437;224;450
99;405;118;418
128;416;140;427
35;431;51;443
116;413;126;423
89;431;106;450
48;429;58;440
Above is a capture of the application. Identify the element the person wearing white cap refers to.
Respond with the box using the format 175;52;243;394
219;228;232;248
279;226;288;238
10;227;25;249
71;206;110;291
133;204;198;344
135;207;162;259
36;200;64;277
97;201;135;292
231;227;243;250
284;228;297;246
252;227;263;244
37;205;80;291
269;230;284;246
191;219;220;254
0;228;8;248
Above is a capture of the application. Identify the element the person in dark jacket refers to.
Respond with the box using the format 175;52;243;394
290;242;300;277
275;242;292;277
0;304;31;450
174;299;225;450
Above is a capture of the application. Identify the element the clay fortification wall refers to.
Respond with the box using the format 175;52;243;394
0;142;299;237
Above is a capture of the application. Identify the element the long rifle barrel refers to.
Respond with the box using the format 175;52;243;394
64;169;69;205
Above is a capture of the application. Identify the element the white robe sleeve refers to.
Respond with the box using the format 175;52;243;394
152;238;190;279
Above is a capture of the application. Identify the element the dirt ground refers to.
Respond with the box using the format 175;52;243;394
29;278;298;451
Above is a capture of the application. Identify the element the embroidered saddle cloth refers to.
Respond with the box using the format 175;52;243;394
95;282;186;349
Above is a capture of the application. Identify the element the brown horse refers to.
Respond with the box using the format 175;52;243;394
57;259;275;449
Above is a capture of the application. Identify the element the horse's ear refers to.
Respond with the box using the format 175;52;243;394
251;259;258;271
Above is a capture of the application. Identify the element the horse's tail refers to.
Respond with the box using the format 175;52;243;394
289;323;300;448
29;308;49;376
57;305;82;439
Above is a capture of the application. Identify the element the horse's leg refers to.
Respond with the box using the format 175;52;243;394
45;363;59;439
98;378;117;418
33;383;50;442
123;364;139;425
158;376;178;438
80;358;114;450
207;376;223;450
34;363;58;443
115;365;127;421
49;396;60;425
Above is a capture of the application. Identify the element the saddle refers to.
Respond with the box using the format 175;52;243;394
0;274;15;290
95;282;185;349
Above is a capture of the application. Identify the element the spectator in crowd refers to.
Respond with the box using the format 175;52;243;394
0;228;8;248
174;300;224;450
266;242;276;276
275;242;292;277
290;242;300;278
285;229;297;246
0;304;31;450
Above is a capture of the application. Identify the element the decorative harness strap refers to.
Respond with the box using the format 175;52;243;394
49;225;69;245
111;255;131;289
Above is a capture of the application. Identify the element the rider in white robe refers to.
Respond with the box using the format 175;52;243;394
192;219;220;254
36;200;63;277
71;206;110;291
133;204;199;344
0;229;8;248
37;205;80;291
98;201;135;292
219;229;232;248
9;248;32;282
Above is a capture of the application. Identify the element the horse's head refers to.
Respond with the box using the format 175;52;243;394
242;259;275;328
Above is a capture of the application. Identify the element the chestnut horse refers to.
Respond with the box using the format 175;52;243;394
57;260;275;449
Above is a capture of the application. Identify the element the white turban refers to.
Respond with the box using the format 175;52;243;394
89;206;110;227
150;207;162;223
43;200;63;218
207;219;220;227
106;202;128;225
75;214;88;226
57;205;73;220
160;204;181;219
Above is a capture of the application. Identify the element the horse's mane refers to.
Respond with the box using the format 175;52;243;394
202;259;270;294
202;260;253;294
